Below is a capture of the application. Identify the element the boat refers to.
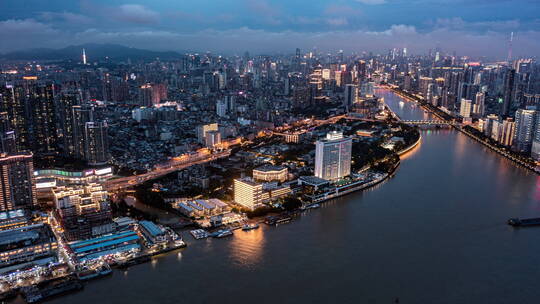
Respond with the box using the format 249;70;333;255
190;229;209;240
508;218;540;227
77;265;112;281
306;204;320;210
23;276;83;303
274;216;292;225
212;229;233;238
117;256;151;269
242;223;260;231
173;238;186;247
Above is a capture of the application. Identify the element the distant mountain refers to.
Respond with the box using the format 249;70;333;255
0;44;184;61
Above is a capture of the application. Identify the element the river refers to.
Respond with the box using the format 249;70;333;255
36;89;540;304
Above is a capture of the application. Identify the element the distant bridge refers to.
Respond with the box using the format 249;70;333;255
401;120;454;126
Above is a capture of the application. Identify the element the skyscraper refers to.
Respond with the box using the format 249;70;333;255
72;105;94;160
344;84;357;110
513;108;537;153
58;92;81;156
501;69;516;117
0;153;36;211
84;121;109;166
531;113;540;161
314;131;352;180
0;112;16;154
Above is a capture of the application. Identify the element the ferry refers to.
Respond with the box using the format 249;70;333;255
305;204;320;210
508;218;540;227
190;229;209;240
242;223;260;231
212;229;233;238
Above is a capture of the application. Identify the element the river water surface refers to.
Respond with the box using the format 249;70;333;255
38;89;540;304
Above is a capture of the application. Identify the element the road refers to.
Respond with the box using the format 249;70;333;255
105;150;231;191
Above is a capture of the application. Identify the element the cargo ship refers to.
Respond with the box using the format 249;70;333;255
508;218;540;227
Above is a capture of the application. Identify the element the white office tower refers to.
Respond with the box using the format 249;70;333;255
460;99;472;118
314;131;352;180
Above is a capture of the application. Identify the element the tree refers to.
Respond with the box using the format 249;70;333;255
283;197;302;211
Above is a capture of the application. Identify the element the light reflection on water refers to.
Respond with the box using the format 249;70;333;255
228;228;265;268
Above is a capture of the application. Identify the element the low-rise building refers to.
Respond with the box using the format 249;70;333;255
253;165;288;182
234;178;264;210
69;230;141;261
137;221;167;246
175;198;229;217
0;223;58;274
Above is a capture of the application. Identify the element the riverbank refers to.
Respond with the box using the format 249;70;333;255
382;85;540;175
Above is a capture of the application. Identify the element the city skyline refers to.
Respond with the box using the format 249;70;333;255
0;1;539;303
0;0;539;58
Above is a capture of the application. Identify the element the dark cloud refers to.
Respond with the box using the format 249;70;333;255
0;0;538;58
111;4;160;25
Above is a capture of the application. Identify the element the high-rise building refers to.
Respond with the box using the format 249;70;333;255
26;83;58;154
460;99;472;118
0;112;16;154
531;113;540;160
139;83;168;107
314;131;352;180
196;123;219;144
234;178;263;210
501;69;516;117
473;92;485;116
72;105;94;160
500;118;516;146
513;108;537;153
205;130;221;148
484;114;499;137
84;121;109;166
0;153;36;211
491;120;502;142
360;82;375;98
216;99;228;117
58;92;81;156
343;84;357;109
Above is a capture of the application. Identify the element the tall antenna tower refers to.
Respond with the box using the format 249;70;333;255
82;48;87;65
507;32;513;63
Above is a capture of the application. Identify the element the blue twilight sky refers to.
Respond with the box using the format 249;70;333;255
0;0;539;58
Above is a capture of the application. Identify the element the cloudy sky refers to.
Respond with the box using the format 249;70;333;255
0;0;539;58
